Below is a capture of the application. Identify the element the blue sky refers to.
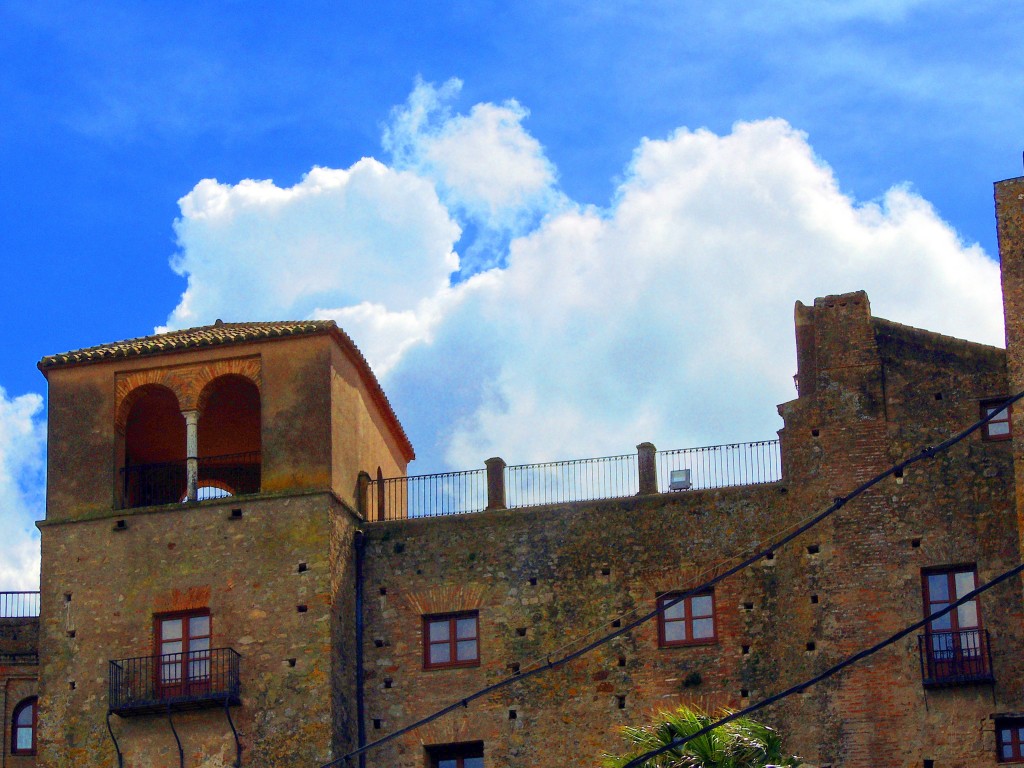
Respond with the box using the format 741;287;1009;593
1;1;1022;586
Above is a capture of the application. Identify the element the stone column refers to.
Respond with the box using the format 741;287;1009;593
485;457;507;511
637;442;657;495
183;409;199;502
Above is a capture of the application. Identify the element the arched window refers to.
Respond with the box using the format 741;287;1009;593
12;696;37;755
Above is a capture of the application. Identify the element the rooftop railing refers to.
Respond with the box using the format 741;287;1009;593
361;439;781;521
0;591;40;618
364;468;487;521
657;440;782;491
506;453;639;508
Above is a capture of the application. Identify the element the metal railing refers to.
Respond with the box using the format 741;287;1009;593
506;453;638;508
120;452;261;508
120;458;185;508
657;440;781;492
0;652;38;665
198;452;261;500
365;469;487;521
363;440;781;521
109;647;241;715
0;591;40;618
918;628;994;687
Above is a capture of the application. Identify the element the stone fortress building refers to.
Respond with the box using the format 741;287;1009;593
3;173;1024;767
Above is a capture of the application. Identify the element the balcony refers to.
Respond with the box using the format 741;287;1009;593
918;628;994;687
119;452;261;509
108;647;241;716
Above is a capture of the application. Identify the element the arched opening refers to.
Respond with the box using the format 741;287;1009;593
197;375;261;497
12;696;37;755
122;385;186;507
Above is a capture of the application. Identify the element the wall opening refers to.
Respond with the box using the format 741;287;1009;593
197;375;262;499
121;385;186;507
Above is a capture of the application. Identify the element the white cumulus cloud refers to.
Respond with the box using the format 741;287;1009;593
0;387;45;589
423;119;1001;466
164;87;1003;476
164;159;465;376
383;78;564;273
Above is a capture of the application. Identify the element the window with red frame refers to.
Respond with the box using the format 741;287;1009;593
658;591;716;647
921;566;990;684
11;697;37;755
155;610;212;695
982;399;1012;441
424;612;479;669
997;718;1024;763
426;740;484;768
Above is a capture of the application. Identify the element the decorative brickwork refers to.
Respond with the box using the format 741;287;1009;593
114;356;261;430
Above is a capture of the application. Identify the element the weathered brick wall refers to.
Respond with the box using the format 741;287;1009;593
2;619;39;768
2;667;38;768
354;291;1024;768
331;507;360;758
35;491;355;768
997;177;1024;564
777;293;1021;767
0;617;39;658
360;489;788;767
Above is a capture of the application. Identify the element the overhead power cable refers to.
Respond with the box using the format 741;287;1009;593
323;391;1024;768
620;559;1024;768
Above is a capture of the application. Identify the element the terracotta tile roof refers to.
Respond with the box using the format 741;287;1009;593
38;319;415;461
38;320;335;369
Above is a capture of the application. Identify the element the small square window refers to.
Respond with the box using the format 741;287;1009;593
424;612;480;669
982;399;1012;442
426;740;484;768
997;717;1024;762
657;591;717;648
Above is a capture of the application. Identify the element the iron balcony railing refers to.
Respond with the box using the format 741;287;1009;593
198;452;261;500
0;591;40;618
119;452;261;508
363;440;781;521
365;469;487;521
918;628;994;687
656;441;782;492
108;647;241;716
506;453;639;508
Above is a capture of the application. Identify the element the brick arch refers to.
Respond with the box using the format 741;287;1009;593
647;568;700;596
153;585;212;615
407;709;497;753
115;357;262;431
403;584;489;616
115;377;185;433
192;359;262;413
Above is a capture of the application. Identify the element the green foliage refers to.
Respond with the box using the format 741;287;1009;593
603;705;803;768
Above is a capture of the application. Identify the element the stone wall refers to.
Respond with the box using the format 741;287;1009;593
2;618;38;768
35;491;356;768
355;290;1024;768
